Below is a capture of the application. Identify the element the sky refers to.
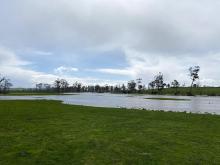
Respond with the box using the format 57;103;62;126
1;0;220;87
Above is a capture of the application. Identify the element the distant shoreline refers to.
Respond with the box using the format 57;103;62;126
1;87;220;96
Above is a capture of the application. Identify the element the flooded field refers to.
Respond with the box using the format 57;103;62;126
1;93;220;114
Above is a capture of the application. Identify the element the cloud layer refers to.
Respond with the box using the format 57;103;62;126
1;0;220;87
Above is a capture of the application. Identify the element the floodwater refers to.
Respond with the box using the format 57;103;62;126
0;93;220;114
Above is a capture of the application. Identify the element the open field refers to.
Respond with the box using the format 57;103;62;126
0;100;220;164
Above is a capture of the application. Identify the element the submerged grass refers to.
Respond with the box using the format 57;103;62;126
145;97;191;101
0;100;220;164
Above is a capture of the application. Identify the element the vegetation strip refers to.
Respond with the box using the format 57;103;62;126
145;97;191;101
0;93;78;96
0;100;219;164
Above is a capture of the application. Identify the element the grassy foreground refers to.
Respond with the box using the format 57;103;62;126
0;100;220;164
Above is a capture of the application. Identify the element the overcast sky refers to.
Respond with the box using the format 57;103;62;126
1;0;220;87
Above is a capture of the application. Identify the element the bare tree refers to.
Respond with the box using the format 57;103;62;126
189;66;200;94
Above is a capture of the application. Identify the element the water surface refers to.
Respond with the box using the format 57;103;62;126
0;93;220;114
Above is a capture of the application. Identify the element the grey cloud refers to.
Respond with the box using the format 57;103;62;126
1;0;220;86
1;0;220;54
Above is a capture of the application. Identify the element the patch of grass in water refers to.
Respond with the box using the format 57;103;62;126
145;97;191;101
1;93;78;96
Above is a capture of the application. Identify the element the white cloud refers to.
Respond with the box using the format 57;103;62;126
95;48;220;86
32;50;53;56
0;47;126;87
96;68;135;76
1;1;220;87
122;48;220;86
54;66;78;75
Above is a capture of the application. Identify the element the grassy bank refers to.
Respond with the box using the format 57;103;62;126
145;97;190;101
144;87;220;96
0;92;77;96
0;100;220;164
3;87;220;96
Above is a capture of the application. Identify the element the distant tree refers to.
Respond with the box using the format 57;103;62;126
104;84;110;93
88;85;95;92
95;85;101;93
44;84;51;91
36;83;51;91
136;78;143;92
0;76;12;94
154;72;166;92
54;79;61;93
121;84;126;93
60;79;69;92
127;80;136;93
171;80;180;95
36;83;43;90
113;85;121;93
148;81;156;90
166;83;170;88
189;66;200;94
110;86;114;93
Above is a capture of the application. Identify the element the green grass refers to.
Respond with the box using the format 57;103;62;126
0;92;77;96
145;98;191;101
144;87;220;96
0;100;220;164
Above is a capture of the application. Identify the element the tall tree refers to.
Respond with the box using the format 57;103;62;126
189;66;200;94
154;72;166;92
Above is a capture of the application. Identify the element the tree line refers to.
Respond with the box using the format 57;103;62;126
35;66;200;95
0;66;200;95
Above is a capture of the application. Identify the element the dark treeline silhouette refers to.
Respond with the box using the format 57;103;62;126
0;75;13;94
36;81;130;94
1;66;204;95
32;66;201;95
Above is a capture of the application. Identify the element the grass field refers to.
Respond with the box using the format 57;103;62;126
0;100;220;164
